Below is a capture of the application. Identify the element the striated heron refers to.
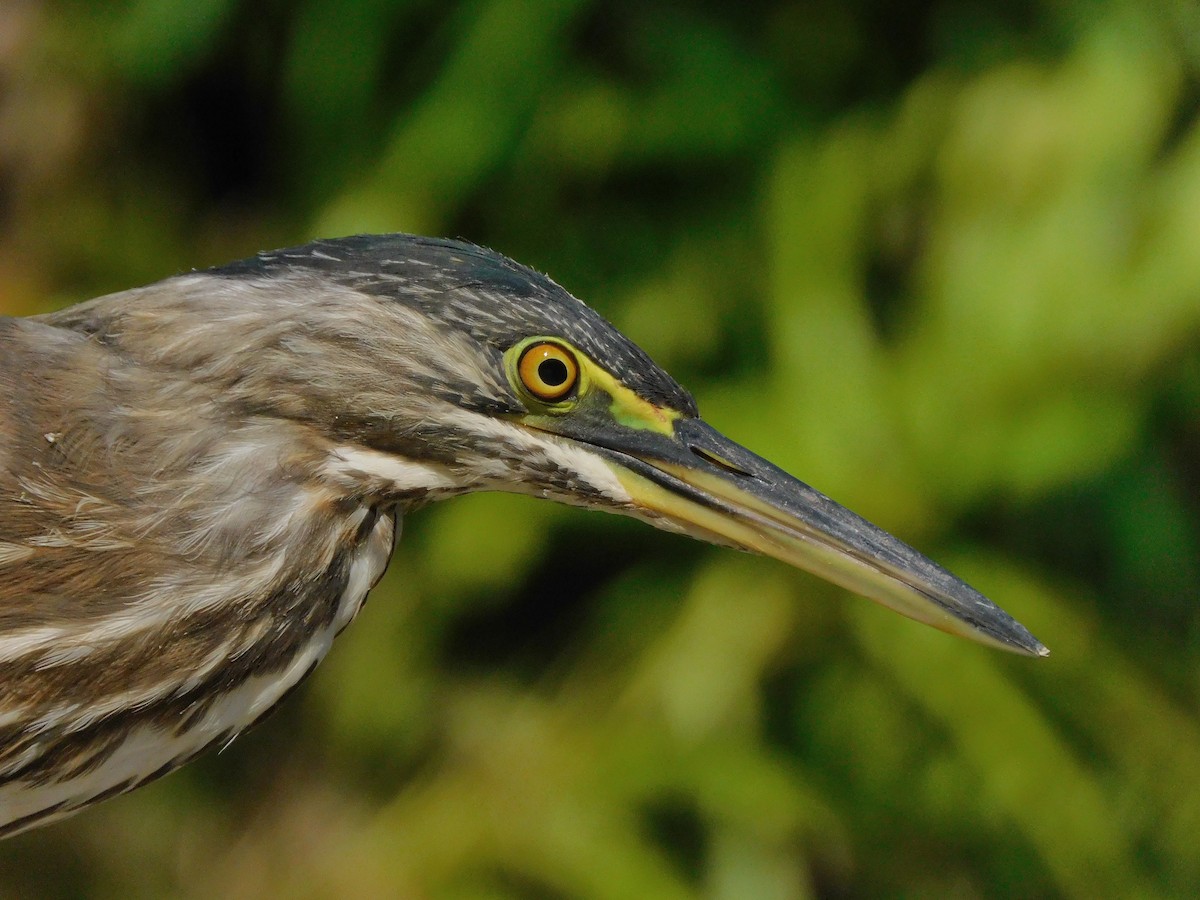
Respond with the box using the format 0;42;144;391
0;234;1046;837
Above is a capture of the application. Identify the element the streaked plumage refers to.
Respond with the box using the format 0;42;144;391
0;234;1045;836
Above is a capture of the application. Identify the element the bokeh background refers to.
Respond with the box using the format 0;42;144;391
1;0;1199;897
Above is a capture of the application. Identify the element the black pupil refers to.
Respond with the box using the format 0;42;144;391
538;358;570;387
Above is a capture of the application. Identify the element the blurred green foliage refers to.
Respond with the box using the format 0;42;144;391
1;1;1199;897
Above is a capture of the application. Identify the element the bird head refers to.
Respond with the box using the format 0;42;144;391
56;233;1046;656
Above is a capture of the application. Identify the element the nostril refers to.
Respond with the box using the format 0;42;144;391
689;445;752;477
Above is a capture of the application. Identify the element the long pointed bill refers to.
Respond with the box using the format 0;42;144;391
569;417;1047;657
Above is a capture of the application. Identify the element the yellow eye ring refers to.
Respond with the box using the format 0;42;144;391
517;341;579;402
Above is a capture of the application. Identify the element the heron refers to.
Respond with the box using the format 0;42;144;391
0;233;1045;837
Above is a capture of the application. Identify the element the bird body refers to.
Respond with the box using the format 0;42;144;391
0;234;1045;836
0;305;399;835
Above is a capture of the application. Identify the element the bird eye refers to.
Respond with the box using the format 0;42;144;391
517;341;579;402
